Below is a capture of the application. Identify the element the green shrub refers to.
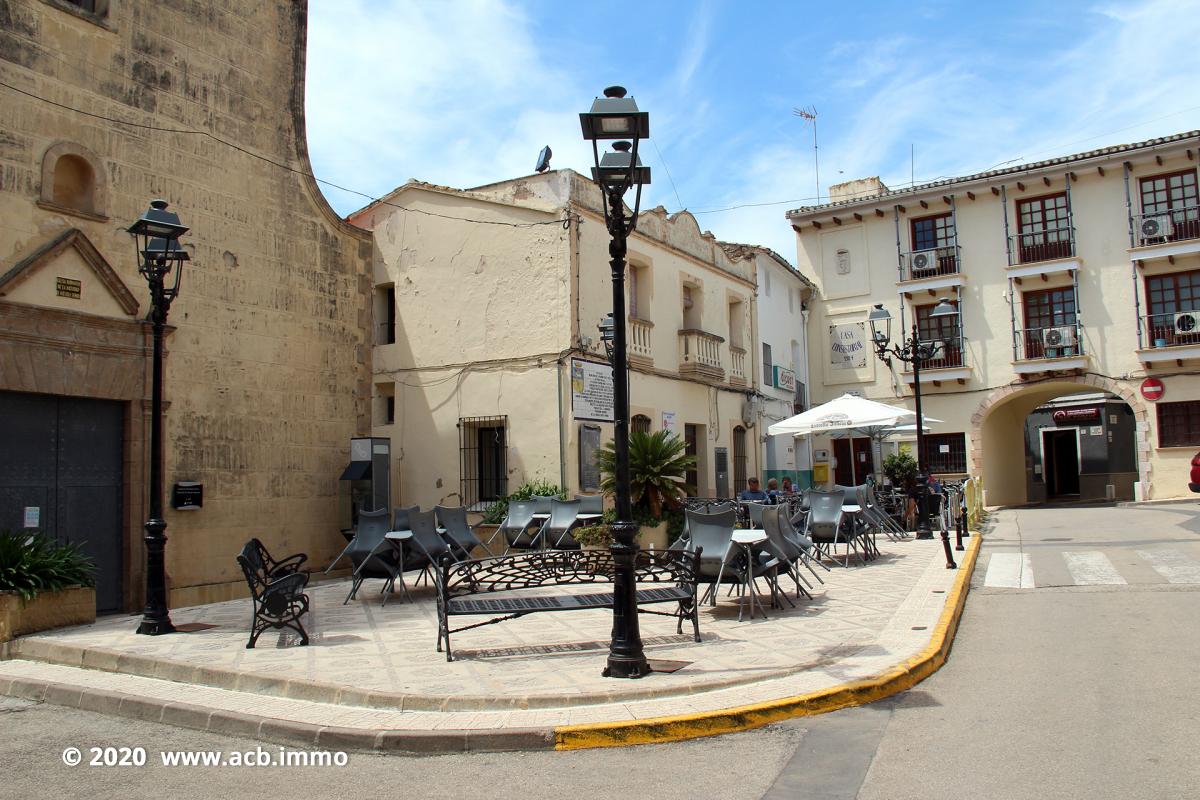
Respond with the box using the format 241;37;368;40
882;451;918;487
479;479;565;524
596;430;695;519
0;530;96;601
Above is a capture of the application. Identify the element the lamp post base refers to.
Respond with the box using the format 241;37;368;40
604;524;648;679
135;617;177;636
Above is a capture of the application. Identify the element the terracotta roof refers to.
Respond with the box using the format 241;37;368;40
786;129;1200;218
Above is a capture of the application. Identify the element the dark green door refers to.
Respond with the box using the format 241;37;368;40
0;391;124;612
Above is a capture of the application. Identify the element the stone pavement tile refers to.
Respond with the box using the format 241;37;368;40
4;537;967;733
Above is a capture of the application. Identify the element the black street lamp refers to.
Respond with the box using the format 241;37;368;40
581;86;651;679
868;298;957;570
129;199;189;635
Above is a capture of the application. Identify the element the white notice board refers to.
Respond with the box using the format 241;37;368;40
571;359;615;422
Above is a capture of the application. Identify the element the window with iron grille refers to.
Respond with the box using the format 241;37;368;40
924;433;967;474
732;426;748;494
631;414;652;434
458;416;507;511
1156;401;1200;447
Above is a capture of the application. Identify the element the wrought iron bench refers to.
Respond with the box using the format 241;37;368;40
436;548;703;662
236;539;311;649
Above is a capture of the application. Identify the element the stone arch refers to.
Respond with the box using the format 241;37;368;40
40;141;108;218
969;374;1151;506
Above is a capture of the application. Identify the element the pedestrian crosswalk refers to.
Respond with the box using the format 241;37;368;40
983;548;1200;589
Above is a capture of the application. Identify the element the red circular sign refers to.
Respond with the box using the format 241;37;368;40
1141;377;1165;401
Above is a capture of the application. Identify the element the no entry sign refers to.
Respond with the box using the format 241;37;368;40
1141;377;1165;401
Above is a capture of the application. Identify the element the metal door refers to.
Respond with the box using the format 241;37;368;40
0;392;124;612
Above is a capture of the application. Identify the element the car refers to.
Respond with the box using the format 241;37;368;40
1190;452;1200;493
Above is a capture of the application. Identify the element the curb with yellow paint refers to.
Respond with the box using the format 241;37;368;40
554;531;982;750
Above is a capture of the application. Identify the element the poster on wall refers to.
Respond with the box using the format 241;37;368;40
579;424;602;491
661;410;677;434
829;322;868;370
571;359;614;422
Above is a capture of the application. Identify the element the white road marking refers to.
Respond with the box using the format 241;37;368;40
984;552;1034;588
1062;551;1127;585
1136;550;1200;584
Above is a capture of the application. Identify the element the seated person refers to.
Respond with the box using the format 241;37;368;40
765;478;781;504
780;476;796;496
738;476;769;502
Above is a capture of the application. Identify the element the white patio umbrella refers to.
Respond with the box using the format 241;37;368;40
767;393;923;437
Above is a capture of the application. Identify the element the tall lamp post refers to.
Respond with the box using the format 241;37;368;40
581;86;651;678
867;298;957;570
129;200;189;635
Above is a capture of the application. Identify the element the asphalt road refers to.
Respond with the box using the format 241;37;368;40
4;503;1198;800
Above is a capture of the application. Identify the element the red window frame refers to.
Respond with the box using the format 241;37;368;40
1140;170;1200;242
1157;400;1200;448
1022;288;1077;359
914;302;962;368
923;433;967;474
1016;193;1072;262
1145;269;1200;346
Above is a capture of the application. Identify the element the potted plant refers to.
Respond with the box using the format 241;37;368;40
596;429;695;550
0;531;96;643
882;451;918;489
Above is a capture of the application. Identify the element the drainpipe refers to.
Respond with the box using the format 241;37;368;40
1123;163;1143;347
557;356;568;492
1002;185;1018;360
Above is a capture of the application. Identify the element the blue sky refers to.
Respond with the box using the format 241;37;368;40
305;0;1200;260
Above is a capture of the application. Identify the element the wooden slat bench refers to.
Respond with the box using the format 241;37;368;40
436;548;702;661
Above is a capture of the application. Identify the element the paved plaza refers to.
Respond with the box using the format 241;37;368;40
0;534;977;750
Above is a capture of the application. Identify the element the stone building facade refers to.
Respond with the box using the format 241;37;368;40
0;0;371;610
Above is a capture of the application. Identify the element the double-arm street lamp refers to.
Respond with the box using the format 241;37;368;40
867;298;958;570
581;86;651;678
129;199;189;635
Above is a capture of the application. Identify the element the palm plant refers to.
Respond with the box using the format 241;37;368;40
597;429;696;518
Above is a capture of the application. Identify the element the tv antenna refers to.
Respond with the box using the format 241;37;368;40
793;105;820;204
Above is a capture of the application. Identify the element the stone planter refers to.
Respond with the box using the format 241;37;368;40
0;586;96;643
637;521;670;551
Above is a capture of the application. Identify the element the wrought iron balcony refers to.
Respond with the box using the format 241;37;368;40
900;244;960;281
1132;205;1200;248
1007;224;1076;265
1013;323;1084;361
678;329;724;380
1141;310;1200;349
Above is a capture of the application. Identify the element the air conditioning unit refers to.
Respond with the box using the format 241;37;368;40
1174;311;1198;335
1140;214;1175;241
910;248;940;272
1042;326;1077;349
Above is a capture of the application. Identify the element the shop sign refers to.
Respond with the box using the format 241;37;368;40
1052;407;1099;423
1140;377;1165;401
774;366;796;391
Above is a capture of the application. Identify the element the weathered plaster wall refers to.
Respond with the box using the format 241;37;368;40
0;0;371;607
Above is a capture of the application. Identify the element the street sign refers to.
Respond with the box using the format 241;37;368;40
1140;377;1165;401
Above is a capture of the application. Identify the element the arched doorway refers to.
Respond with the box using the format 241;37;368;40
971;376;1150;507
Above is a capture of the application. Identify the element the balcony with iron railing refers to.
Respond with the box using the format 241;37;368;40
901;334;971;384
678;329;725;380
1136;310;1200;364
729;345;747;385
1012;322;1087;373
628;317;653;363
1131;205;1200;258
1007;223;1076;266
899;244;960;282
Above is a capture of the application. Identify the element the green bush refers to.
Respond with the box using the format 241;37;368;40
479;479;565;524
882;451;918;488
0;530;96;601
596;430;695;519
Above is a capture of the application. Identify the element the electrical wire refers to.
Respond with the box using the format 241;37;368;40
0;78;572;230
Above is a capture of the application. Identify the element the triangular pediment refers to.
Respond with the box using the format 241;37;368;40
0;228;140;318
